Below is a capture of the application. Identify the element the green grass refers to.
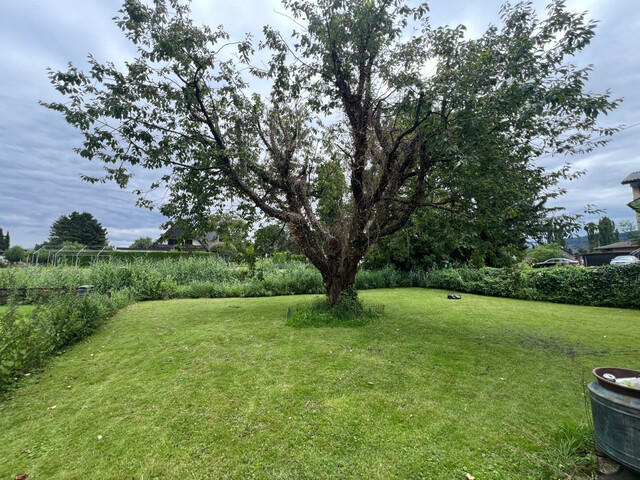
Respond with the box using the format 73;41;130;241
0;305;35;316
1;288;638;479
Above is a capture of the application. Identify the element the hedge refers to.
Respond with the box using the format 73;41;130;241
422;265;640;309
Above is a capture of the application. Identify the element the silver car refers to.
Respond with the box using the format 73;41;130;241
610;255;640;265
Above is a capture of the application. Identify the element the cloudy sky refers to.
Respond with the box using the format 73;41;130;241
1;0;639;248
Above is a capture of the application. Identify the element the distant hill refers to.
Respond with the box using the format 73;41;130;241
565;231;634;252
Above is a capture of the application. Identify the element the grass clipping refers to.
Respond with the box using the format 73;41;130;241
286;288;384;327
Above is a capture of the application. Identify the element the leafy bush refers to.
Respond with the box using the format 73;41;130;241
175;281;225;299
0;305;54;387
4;246;27;263
0;291;130;391
422;265;640;309
526;243;566;264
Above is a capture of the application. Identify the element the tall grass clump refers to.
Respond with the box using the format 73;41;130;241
539;420;597;478
286;287;384;327
0;265;89;289
148;255;240;284
355;265;412;290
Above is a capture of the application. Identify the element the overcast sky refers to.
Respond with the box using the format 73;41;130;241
1;0;639;248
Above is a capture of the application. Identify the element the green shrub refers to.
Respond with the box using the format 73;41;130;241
48;293;119;345
0;291;130;391
4;246;27;263
527;243;566;264
422;265;640;309
0;305;54;387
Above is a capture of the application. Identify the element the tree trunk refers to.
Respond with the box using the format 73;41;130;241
323;260;359;307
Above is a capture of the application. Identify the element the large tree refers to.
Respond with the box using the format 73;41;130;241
48;211;108;247
129;236;154;249
44;0;618;304
597;216;619;246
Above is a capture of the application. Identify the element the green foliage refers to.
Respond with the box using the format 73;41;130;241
270;251;306;265
3;256;639;309
542;421;596;479
128;236;154;249
0;292;128;391
4;246;26;263
203;213;249;246
527;243;565;264
286;287;382;327
354;265;412;289
422;265;640;309
585;222;599;252
314;157;347;227
48;211;108;247
363;206;530;270
174;281;226;299
253;224;299;256
29;249;220;266
44;0;619;303
618;220;640;246
598;216;619;246
0;305;54;388
0;227;9;251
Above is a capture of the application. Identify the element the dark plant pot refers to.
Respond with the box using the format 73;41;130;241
589;367;640;474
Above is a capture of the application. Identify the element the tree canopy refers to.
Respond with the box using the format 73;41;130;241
48;211;108;247
527;242;565;265
129;236;155;249
597;216;619;246
4;246;26;263
45;0;618;304
254;223;299;256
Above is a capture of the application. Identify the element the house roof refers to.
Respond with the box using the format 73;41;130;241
593;240;637;252
621;171;640;184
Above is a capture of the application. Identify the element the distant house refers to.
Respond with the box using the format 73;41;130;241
622;171;640;229
560;248;577;260
152;228;218;251
593;241;638;255
581;240;640;266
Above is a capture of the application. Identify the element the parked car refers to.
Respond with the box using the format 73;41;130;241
532;257;579;268
610;255;640;265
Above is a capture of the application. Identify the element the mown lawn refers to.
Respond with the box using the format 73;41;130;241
0;305;35;316
1;288;638;479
